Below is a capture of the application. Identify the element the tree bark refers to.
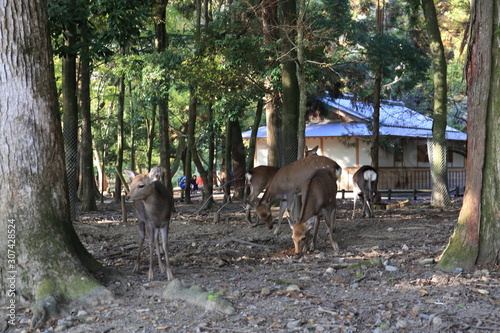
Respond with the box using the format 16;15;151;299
113;75;125;201
154;1;172;190
0;0;109;323
230;120;246;199
280;0;299;166
62;7;79;219
78;55;97;211
421;0;451;207
437;0;499;270
262;0;280;167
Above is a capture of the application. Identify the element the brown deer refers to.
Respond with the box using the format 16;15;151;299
244;166;280;225
255;155;341;233
244;146;319;225
352;165;378;218
124;166;175;280
290;168;338;254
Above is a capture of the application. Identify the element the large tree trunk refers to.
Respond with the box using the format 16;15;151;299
230;120;246;199
78;55;97;211
62;10;79;219
421;0;451;207
0;0;109;326
154;1;172;190
280;0;299;166
184;87;197;204
296;0;306;160
437;0;499;270
262;0;280;167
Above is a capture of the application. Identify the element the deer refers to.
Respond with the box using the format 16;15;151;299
289;168;338;254
244;146;319;225
255;155;341;234
352;165;378;218
124;166;175;280
244;166;280;225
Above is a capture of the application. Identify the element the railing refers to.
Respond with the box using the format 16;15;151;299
337;186;464;200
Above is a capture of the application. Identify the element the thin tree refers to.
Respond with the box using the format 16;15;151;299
420;0;451;207
437;0;500;270
0;0;110;326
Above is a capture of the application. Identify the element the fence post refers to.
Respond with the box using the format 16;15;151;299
413;189;417;200
388;189;392;200
341;189;346;199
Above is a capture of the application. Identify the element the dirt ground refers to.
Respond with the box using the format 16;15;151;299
8;194;500;332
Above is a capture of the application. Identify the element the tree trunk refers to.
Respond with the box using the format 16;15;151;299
421;0;451;207
262;0;280;167
280;0;299;166
371;0;384;170
223;120;233;202
62;15;79;219
437;0;499;270
296;0;306;160
230;120;246;199
113;76;125;201
184;87;197;204
146;105;157;171
154;0;172;190
78;55;97;211
0;0;109;324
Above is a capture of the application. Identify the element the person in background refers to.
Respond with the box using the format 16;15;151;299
179;175;187;189
196;174;204;190
191;175;199;193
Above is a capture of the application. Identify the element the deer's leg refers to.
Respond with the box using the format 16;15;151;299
273;200;288;235
146;223;156;280
352;194;358;219
308;216;320;252
325;208;339;251
134;219;145;272
154;228;165;274
159;227;174;281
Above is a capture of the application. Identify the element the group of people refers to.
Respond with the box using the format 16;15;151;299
178;174;203;193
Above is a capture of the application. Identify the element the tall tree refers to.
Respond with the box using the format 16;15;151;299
61;0;80;218
420;0;451;207
437;0;500;270
0;0;110;324
371;0;384;170
262;0;281;167
280;0;300;166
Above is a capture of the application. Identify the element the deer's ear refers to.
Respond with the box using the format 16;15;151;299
306;216;317;231
124;169;138;181
149;166;162;180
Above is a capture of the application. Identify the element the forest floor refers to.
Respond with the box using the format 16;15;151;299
6;193;500;333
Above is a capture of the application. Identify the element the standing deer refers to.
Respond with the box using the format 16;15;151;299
124;166;175;280
352;165;378;218
290;168;338;254
255;155;341;234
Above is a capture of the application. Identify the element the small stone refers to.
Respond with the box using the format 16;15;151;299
432;316;443;326
402;244;409;251
387;227;394;232
411;305;422;316
325;267;335;274
385;265;398;272
260;287;271;296
454;267;463;273
286;285;300;292
286;319;303;329
76;310;88;317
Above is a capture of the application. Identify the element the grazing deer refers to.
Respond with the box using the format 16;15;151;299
352;165;378;218
244;166;280;225
255;155;341;234
124;166;175;280
290;168;338;254
244;146;319;226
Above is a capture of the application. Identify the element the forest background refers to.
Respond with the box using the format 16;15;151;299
47;0;469;212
